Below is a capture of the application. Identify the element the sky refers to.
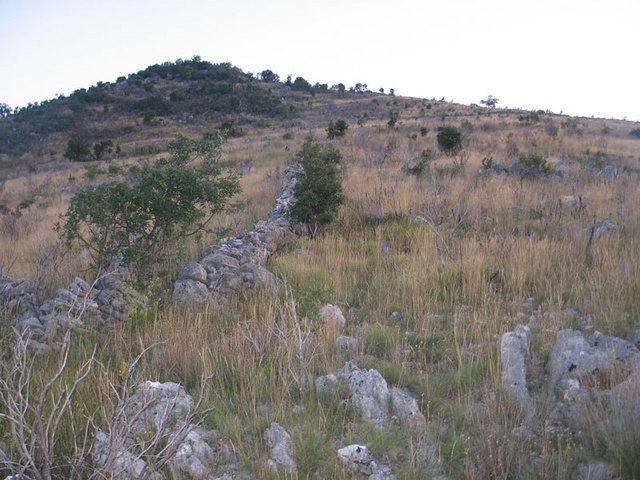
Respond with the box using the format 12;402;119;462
1;0;639;121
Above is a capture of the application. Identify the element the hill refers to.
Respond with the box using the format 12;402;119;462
0;59;639;479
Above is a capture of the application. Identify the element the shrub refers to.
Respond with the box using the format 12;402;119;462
437;126;463;156
327;119;348;139
57;132;240;284
629;128;640;139
517;153;551;175
420;127;428;137
387;111;399;129
402;149;432;176
289;136;345;237
64;126;93;162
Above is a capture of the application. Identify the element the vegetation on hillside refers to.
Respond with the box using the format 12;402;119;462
0;59;639;479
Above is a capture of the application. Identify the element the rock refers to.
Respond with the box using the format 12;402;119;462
563;195;581;206
378;239;391;254
177;262;208;283
501;325;535;423
173;279;211;305
336;335;358;351
319;304;346;330
596;165;618;179
626;330;640;349
390;387;426;429
264;423;296;473
92;430;160;480
337;444;396;479
201;253;240;271
389;311;402;322
584;218;618;239
127;381;195;433
171;425;217;479
572;461;618;480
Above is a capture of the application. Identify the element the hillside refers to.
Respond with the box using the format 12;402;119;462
0;60;639;479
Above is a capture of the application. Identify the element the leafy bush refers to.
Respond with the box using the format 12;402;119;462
420;127;428;137
629;128;640;139
517;153;551;175
64;126;93;162
437;126;463;156
289;136;345;237
327;119;348;139
402;149;432;176
57;132;240;284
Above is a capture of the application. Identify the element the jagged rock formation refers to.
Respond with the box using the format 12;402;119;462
173;164;299;304
92;381;235;480
315;361;426;429
500;324;535;423
1;262;145;351
500;325;640;433
337;444;396;480
264;423;296;473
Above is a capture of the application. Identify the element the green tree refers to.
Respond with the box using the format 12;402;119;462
480;95;499;108
57;132;240;284
64;126;93;162
260;69;280;83
0;102;11;118
387;111;399;129
93;140;114;160
327;119;348;139
436;126;463;156
289;137;345;237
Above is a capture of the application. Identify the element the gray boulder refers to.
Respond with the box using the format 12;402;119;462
501;325;535;422
177;262;207;283
390;387;426;429
173;279;211;305
337;444;396;479
264;423;296;473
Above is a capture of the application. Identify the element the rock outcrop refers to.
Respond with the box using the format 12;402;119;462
264;422;296;473
337;444;396;480
173;164;299;305
500;325;535;423
315;362;425;429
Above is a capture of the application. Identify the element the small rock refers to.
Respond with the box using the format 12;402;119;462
336;335;359;351
177;262;207;283
264;423;296;473
389;311;402;321
319;304;346;330
572;461;618;480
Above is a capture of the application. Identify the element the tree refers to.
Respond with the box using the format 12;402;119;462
480;95;499;108
64;126;93;162
327;119;348;139
289;137;345;237
57;132;240;284
0;102;11;118
260;69;280;83
93;140;113;160
387;111;399;129
436;126;463;156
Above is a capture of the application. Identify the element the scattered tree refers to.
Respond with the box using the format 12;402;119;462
387;111;399;129
260;69;280;83
436;126;463;156
64;126;93;162
0;102;11;118
93;140;114;161
57;132;240;284
327;119;348;139
480;95;499;108
289;136;345;237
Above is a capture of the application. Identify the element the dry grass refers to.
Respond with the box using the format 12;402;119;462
1;93;639;478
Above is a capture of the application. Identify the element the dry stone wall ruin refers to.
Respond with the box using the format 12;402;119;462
172;164;300;305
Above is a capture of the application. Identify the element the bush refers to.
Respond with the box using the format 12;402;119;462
420;126;428;137
402;149;432;176
437;126;463;156
327;119;348;139
629;128;640;139
57;132;240;284
64;126;93;162
289;136;345;237
517;153;551;175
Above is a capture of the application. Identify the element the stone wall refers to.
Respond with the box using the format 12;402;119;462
173;164;299;305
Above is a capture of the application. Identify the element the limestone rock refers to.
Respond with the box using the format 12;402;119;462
177;262;207;283
173;279;211;305
319;304;346;330
501;325;535;422
337;444;396;479
264;423;296;473
390;387;426;429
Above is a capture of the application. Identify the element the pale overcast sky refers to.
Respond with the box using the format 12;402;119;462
1;0;638;120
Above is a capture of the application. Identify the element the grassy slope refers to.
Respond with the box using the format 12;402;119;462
0;72;639;478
